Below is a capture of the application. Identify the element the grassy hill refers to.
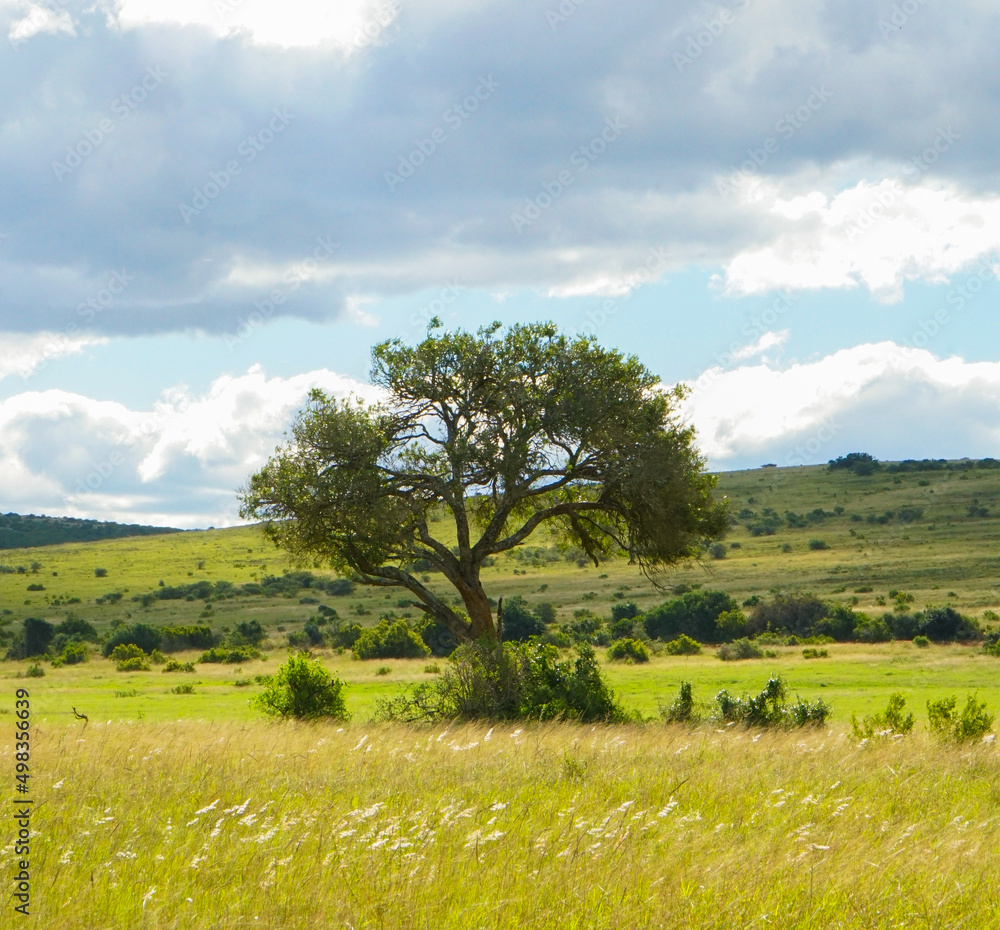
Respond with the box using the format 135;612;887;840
0;511;181;549
1;458;999;641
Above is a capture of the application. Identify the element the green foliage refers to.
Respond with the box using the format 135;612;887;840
21;617;55;658
252;652;350;721
913;635;930;648
110;643;146;662
239;321;728;644
228;620;267;647
163;660;196;672
375;641;626;723
855;615;892;643
714;676;830;727
116;655;151;672
662;681;696;723
22;663;45;678
716;638;764;661
643;589;738;643
917;607;980;642
0;512;180;550
54;641;89;665
499;596;546;642
606;638;650;663
171;684;195;694
102;623;163;658
927;694;994;741
802;648;828;659
808;539;830;551
851;693;914;741
161;626;217;651
55;616;99;642
199;646;262;664
611;601;640;622
353;619;431;660
663;634;702;656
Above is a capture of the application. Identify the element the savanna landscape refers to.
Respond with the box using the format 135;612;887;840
4;450;1000;928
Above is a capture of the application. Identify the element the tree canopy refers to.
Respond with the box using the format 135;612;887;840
238;321;727;642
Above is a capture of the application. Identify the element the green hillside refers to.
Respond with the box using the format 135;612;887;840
0;511;181;549
1;457;1000;642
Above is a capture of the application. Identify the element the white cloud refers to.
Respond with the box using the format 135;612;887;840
112;0;398;50
685;341;1000;467
722;178;1000;301
7;2;75;45
0;332;109;382
0;366;377;527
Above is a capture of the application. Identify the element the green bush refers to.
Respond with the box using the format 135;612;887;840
662;681;696;723
353;619;430;660
109;643;146;663
714;676;830;728
714;610;747;641
161;625;217;652
252;652;350;721
913;635;930;648
116;655;151;672
163;660;196;672
852;692;914;741
199;646;262;664
499;596;546;642
606;638;650;663
171;684;195;694
663;634;702;656
375;641;626;724
802;647;828;659
228;620;267;647
808;539;830;551
644;590;738;644
855;615;892;643
716;638;763;661
927;694;994;741
102;623;163;658
22;663;45;678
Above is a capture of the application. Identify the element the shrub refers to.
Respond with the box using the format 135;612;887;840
748;594;829;638
644;590;738;643
913;635;930;648
171;684;195;694
808;539;830;551
852;693;914;741
663;634;702;656
116;656;151;672
716;638;763;661
163;660;196;672
611;601;641;622
353;619;431;660
56;642;89;665
855;615;892;643
606;638;650;663
22;663;45;678
662;681;696;723
94;567;107;578
708;542;727;560
161;626;216;652
917;607;980;642
927;694;994;741
376;665;392;676
714;610;747;641
199;646;261;664
802;648;828;659
374;641;626;723
109;643;146;663
22;617;55;658
102;623;163;658
499;596;546;642
252;652;350;721
228;620;267;647
55;616;99;642
714;676;830;728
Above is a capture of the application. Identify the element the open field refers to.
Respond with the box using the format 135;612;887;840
3;462;1000;649
6;641;1000;725
4;718;1000;929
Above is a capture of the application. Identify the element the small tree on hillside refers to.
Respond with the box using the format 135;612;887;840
239;322;727;644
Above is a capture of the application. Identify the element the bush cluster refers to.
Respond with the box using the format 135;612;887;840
353;619;430;660
253;652;350;721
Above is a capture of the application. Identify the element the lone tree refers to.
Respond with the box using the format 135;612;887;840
238;322;727;643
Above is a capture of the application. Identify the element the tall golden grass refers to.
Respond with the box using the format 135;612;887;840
8;720;1000;928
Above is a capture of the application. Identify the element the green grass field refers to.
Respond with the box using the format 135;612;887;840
4;460;1000;927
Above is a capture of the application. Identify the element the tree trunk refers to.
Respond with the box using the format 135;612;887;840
457;576;496;641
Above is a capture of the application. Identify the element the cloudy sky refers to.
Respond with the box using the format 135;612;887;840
2;0;999;527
